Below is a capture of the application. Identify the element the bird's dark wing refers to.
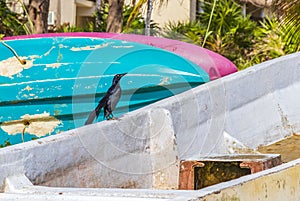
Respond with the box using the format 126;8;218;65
85;93;109;125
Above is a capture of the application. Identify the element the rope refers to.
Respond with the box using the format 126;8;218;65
1;40;27;65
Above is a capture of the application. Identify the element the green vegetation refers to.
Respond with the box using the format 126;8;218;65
0;139;11;148
55;23;86;33
1;0;299;70
248;17;285;67
55;4;159;35
274;0;300;53
163;0;300;70
0;0;27;35
93;3;159;34
126;0;168;35
163;0;265;69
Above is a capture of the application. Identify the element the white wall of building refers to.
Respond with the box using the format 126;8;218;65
150;0;195;27
125;0;196;27
49;0;95;27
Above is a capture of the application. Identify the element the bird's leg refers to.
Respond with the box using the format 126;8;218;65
105;114;112;120
107;113;117;120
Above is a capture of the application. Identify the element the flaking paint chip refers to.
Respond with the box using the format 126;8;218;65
1;112;61;137
0;56;34;78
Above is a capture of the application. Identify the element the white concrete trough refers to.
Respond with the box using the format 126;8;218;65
1;52;300;200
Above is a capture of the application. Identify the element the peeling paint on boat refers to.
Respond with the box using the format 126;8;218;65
0;56;34;78
0;36;209;145
3;33;238;80
70;43;110;51
23;85;33;91
1;112;61;137
112;45;134;49
28;55;40;59
43;46;56;56
159;77;170;86
45;63;64;68
58;44;68;49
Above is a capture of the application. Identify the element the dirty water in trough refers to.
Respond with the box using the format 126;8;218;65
258;134;300;163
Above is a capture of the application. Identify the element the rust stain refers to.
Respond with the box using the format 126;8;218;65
258;134;300;163
119;181;138;189
179;155;281;190
179;161;204;190
277;104;294;131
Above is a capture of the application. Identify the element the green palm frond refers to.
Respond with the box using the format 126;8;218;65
126;0;168;30
126;0;147;29
273;0;300;52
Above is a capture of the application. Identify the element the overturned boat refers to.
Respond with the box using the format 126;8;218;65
0;35;210;145
6;32;238;80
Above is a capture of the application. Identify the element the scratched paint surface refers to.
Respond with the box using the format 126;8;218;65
0;37;209;145
1;112;61;137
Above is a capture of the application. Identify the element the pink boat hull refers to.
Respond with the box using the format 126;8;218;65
4;32;237;80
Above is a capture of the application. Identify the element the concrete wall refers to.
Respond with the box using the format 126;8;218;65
3;158;300;200
136;52;300;159
0;108;179;190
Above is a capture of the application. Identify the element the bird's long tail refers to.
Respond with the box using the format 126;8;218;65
85;100;105;125
85;110;97;125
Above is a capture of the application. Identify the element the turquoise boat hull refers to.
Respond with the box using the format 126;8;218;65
0;37;209;145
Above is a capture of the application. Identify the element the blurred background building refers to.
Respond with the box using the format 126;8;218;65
5;0;271;30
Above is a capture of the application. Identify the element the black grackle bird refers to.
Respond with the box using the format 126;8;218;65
85;73;127;125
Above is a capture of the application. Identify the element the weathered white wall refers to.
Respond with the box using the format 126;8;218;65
144;52;300;158
0;108;179;190
3;158;300;201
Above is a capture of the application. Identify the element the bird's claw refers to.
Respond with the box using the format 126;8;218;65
107;117;118;120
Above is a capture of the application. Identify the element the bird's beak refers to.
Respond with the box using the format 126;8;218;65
120;73;127;77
